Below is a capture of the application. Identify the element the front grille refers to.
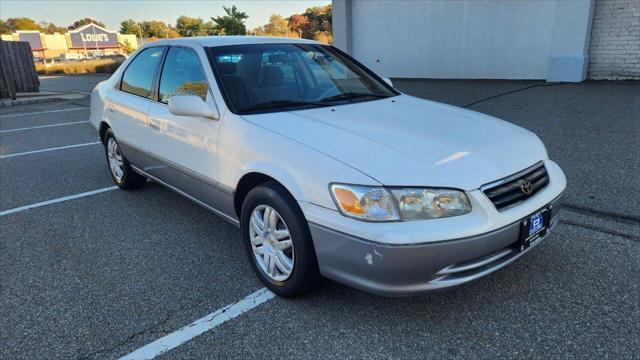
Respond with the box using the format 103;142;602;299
482;163;549;210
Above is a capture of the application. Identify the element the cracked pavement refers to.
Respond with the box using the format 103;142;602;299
1;76;638;359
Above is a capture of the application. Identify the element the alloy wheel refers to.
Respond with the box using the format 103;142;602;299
107;137;124;182
249;205;295;281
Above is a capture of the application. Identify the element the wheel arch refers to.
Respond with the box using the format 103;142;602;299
233;170;302;219
98;121;111;144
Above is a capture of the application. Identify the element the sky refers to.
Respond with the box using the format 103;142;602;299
0;0;331;31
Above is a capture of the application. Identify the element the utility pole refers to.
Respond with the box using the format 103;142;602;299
90;18;99;55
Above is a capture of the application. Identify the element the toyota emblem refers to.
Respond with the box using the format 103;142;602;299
520;180;534;195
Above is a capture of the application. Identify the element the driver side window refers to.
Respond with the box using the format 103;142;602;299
159;47;208;104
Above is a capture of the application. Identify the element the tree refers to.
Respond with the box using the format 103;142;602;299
282;5;332;41
68;18;107;30
304;5;332;32
288;14;311;38
4;17;43;32
303;5;331;37
313;31;332;44
120;19;141;35
201;20;217;36
166;26;180;38
252;4;332;42
139;20;179;38
42;22;66;34
211;5;248;35
262;14;290;37
119;38;136;54
138;21;153;37
176;16;206;37
0;19;11;34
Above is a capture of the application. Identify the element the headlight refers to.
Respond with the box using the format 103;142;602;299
390;188;471;220
330;184;471;222
330;184;399;221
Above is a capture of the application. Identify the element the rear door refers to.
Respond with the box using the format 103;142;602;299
145;46;227;212
106;46;165;164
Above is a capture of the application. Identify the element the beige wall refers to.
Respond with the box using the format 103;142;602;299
41;33;67;58
43;34;67;50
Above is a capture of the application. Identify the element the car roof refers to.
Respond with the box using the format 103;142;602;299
141;36;321;49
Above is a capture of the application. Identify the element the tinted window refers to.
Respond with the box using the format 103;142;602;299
159;47;208;103
261;52;296;84
207;44;397;114
121;47;164;98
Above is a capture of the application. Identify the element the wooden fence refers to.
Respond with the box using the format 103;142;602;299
0;40;39;100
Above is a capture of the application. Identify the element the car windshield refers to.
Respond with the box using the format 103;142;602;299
206;43;398;114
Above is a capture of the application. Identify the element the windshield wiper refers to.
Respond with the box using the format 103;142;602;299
238;100;328;113
318;92;389;103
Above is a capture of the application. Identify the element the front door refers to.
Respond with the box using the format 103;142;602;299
144;46;227;213
107;46;165;165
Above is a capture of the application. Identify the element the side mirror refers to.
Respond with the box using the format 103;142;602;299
168;94;219;120
382;77;394;88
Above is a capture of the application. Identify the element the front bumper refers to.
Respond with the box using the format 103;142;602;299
309;193;564;296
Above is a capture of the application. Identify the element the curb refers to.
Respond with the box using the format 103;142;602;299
0;93;89;107
38;73;113;77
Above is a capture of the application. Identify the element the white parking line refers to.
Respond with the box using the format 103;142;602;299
0;186;119;217
120;288;275;360
0;107;88;118
0;141;101;159
0;121;90;133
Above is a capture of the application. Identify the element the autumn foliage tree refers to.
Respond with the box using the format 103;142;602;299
252;14;295;37
287;14;311;38
0;17;67;34
139;21;180;38
251;5;332;43
0;4;333;45
2;17;43;32
301;5;332;44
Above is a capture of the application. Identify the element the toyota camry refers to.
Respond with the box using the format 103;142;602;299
90;36;566;297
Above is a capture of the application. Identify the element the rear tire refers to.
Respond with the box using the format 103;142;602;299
104;128;146;190
241;181;322;297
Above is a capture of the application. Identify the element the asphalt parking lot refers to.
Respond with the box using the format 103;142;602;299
1;76;638;359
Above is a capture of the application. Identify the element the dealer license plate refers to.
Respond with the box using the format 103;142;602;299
518;208;550;251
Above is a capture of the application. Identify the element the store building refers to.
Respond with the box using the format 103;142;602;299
1;24;138;61
332;0;639;81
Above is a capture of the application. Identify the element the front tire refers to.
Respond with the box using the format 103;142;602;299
104;128;146;190
241;182;321;297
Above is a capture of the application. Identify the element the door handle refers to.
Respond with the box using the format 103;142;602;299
149;118;160;130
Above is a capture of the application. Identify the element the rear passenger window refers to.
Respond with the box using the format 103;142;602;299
120;47;164;98
159;47;208;103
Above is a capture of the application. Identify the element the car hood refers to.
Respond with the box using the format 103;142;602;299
242;95;547;190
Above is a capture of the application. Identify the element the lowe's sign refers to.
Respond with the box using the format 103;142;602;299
69;24;119;49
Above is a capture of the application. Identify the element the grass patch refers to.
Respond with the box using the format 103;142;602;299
36;59;124;75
